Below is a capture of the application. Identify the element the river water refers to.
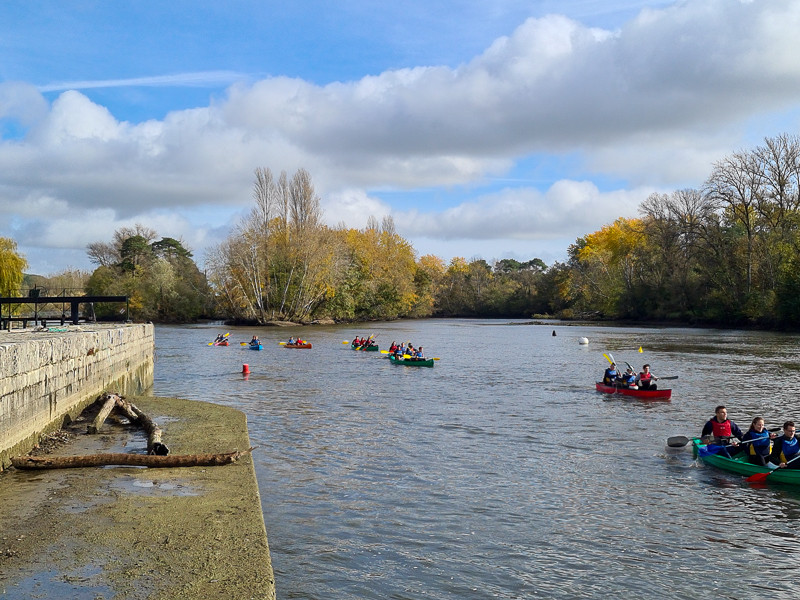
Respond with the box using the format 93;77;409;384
148;320;800;599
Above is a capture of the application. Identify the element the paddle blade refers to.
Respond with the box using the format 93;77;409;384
342;341;349;344
240;342;249;346
279;342;286;345
745;471;771;483
603;353;613;364
667;435;690;448
697;444;727;457
432;357;440;360
380;350;389;354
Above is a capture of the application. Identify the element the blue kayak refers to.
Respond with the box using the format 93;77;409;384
249;344;263;351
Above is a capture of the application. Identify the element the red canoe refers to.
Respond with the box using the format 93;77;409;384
595;382;671;400
284;342;312;349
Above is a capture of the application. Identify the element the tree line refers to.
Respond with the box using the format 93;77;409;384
3;133;799;327
559;133;800;327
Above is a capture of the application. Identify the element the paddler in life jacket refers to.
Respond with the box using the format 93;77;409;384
769;421;800;469
701;405;744;457
741;416;776;467
619;367;637;389
603;363;619;386
635;364;658;390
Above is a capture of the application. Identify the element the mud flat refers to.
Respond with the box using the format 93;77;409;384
0;396;275;599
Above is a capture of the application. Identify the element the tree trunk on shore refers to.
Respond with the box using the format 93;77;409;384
87;394;118;434
11;448;253;470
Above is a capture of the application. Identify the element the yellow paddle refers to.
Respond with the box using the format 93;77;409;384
208;332;230;345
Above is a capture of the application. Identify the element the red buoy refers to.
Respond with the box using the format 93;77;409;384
242;364;250;375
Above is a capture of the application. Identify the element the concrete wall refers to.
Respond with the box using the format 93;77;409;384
0;323;154;470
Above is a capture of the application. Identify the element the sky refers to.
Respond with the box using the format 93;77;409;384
2;0;800;275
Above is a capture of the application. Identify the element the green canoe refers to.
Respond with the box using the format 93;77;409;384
692;438;800;485
389;354;434;368
351;344;379;352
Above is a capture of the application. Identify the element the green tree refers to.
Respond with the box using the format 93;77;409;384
0;237;27;297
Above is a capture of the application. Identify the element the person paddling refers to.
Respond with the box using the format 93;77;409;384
603;362;619;386
769;421;800;469
742;417;775;466
701;405;743;457
635;364;659;390
619;367;637;389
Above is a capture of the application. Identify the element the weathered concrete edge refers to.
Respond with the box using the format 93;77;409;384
0;323;154;470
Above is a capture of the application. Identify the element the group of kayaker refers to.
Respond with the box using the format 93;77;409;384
352;336;376;348
701;405;800;469
286;337;308;345
388;341;426;360
602;362;659;390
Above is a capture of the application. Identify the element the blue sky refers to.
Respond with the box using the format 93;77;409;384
1;0;800;274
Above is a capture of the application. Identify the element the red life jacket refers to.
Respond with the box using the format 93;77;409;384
711;419;733;438
638;372;652;383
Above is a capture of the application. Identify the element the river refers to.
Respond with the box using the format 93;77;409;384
148;319;800;599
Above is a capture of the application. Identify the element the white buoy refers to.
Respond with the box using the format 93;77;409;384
578;337;589;345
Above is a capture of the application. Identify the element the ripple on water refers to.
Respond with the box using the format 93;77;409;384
150;321;800;599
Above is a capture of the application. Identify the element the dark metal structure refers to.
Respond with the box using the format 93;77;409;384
0;295;129;329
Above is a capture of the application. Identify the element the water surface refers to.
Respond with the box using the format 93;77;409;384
149;320;800;599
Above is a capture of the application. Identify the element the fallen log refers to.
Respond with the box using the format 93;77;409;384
87;393;119;434
11;448;253;470
114;397;169;455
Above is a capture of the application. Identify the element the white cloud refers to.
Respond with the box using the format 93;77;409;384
1;0;800;273
0;81;48;126
392;180;651;241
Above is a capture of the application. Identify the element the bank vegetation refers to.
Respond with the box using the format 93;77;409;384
3;133;799;328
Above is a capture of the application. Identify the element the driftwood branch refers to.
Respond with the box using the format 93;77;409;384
87;394;118;434
94;394;169;455
118;398;168;455
11;448;254;470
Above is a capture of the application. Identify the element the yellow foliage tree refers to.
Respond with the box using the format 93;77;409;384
0;238;28;297
570;218;647;317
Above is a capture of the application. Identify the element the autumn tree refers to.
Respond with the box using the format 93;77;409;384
0;237;27;297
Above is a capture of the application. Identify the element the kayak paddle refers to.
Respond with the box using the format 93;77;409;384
668;435;773;449
208;333;230;346
745;453;800;483
667;435;692;448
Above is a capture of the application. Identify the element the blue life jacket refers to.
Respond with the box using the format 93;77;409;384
745;430;771;456
778;436;800;462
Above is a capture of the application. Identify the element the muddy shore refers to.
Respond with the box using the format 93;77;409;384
0;396;275;599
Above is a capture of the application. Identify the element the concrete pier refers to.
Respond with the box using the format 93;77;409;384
0;395;276;599
0;323;154;470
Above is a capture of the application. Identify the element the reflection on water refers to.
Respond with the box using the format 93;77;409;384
150;320;800;599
